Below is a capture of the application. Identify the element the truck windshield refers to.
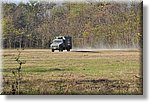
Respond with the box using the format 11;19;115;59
53;39;62;43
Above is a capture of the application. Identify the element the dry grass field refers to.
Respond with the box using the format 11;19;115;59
1;49;142;95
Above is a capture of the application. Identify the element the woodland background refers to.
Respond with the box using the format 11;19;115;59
2;1;143;49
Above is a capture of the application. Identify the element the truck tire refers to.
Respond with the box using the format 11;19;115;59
59;49;63;52
52;49;54;52
60;49;63;52
59;46;63;52
67;49;70;51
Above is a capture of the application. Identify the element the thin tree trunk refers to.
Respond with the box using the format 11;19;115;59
19;39;22;49
9;38;11;49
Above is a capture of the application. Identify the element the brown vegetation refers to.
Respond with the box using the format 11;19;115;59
2;49;142;95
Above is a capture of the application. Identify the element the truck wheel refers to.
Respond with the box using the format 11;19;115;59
67;49;70;51
60;49;63;52
59;47;63;52
59;49;63;52
52;49;54;52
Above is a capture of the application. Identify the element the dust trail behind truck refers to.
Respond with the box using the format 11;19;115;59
50;36;72;52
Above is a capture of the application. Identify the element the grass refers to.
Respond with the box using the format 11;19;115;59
2;49;142;95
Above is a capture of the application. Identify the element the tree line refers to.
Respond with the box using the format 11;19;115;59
2;1;143;49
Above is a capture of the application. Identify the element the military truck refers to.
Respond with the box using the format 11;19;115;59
50;36;72;52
